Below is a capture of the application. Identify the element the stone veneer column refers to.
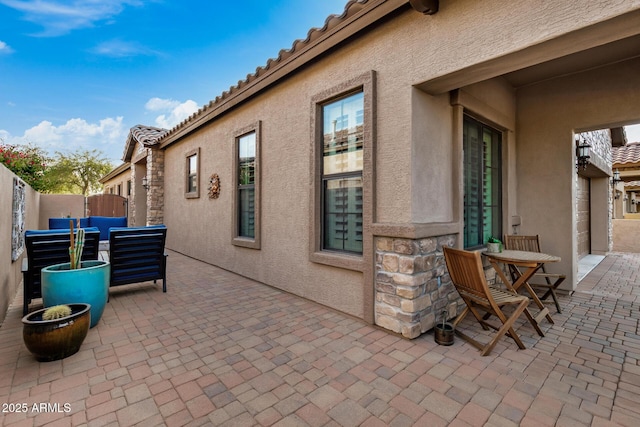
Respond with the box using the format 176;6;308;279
129;165;137;226
146;148;164;225
375;234;463;339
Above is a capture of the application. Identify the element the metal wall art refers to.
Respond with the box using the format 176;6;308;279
208;173;221;199
12;177;26;261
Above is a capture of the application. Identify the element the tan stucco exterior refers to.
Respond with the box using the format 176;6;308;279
100;0;640;337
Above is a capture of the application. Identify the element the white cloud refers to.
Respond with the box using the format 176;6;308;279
145;98;199;129
0;40;14;53
145;97;180;112
1;116;126;162
0;0;143;36
91;39;160;58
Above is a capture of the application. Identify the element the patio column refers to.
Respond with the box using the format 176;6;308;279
146;148;164;225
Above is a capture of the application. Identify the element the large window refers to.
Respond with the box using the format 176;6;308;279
463;115;502;249
321;92;364;254
185;148;200;198
233;122;261;249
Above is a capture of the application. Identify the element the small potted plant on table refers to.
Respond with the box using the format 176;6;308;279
486;237;503;253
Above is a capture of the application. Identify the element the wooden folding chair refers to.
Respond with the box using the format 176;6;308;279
443;247;530;356
503;235;565;313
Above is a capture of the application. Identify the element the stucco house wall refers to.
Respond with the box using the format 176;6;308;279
108;0;640;337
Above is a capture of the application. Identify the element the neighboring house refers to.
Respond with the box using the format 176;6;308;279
101;125;166;227
613;142;640;218
102;0;640;338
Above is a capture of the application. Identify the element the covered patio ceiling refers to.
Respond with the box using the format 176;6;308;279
417;9;640;95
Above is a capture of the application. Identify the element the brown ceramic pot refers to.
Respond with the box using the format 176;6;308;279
22;303;91;362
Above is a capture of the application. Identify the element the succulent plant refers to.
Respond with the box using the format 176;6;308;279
42;305;72;321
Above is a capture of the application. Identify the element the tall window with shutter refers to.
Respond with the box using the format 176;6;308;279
463;115;502;249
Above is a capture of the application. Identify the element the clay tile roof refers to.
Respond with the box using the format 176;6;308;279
613;142;640;165
122;124;168;162
130;124;167;146
157;0;371;144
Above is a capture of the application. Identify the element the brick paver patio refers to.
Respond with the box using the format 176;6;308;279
1;250;639;426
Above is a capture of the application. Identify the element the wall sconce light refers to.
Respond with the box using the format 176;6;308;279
575;135;591;170
612;169;621;187
142;176;150;190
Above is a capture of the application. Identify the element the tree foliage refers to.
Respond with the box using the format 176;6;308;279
0;140;113;195
45;149;113;196
0;142;50;191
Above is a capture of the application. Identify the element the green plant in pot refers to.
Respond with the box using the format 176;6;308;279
22;303;91;362
486;236;503;253
41;220;110;328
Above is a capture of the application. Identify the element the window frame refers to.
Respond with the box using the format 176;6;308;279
320;92;365;255
310;71;375;271
185;148;200;199
462;114;503;250
232;121;261;249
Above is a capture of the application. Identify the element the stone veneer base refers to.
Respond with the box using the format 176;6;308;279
374;234;463;339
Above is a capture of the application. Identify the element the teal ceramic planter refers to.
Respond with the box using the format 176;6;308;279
42;260;110;328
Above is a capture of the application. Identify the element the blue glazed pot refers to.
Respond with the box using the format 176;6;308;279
42;260;110;328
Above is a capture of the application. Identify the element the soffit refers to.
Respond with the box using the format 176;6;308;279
502;34;640;88
418;9;640;94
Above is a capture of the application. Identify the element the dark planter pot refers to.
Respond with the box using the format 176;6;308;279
434;322;455;346
22;303;91;362
42;260;110;328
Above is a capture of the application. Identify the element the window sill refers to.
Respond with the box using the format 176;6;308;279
185;192;199;199
233;237;260;250
310;250;364;272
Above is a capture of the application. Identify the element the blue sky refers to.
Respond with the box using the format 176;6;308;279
0;0;348;163
2;0;640;166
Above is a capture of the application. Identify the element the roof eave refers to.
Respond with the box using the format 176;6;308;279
159;0;410;150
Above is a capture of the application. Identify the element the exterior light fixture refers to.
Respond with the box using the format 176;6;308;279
575;135;591;170
612;169;622;198
612;169;621;187
142;176;150;190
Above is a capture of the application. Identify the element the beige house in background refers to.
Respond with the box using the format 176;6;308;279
101;0;640;338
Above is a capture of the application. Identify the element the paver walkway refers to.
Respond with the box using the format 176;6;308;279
1;250;639;426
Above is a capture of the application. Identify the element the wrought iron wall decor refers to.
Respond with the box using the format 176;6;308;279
208;173;221;199
12;177;26;261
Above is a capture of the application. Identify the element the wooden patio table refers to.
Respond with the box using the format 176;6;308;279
484;249;559;337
